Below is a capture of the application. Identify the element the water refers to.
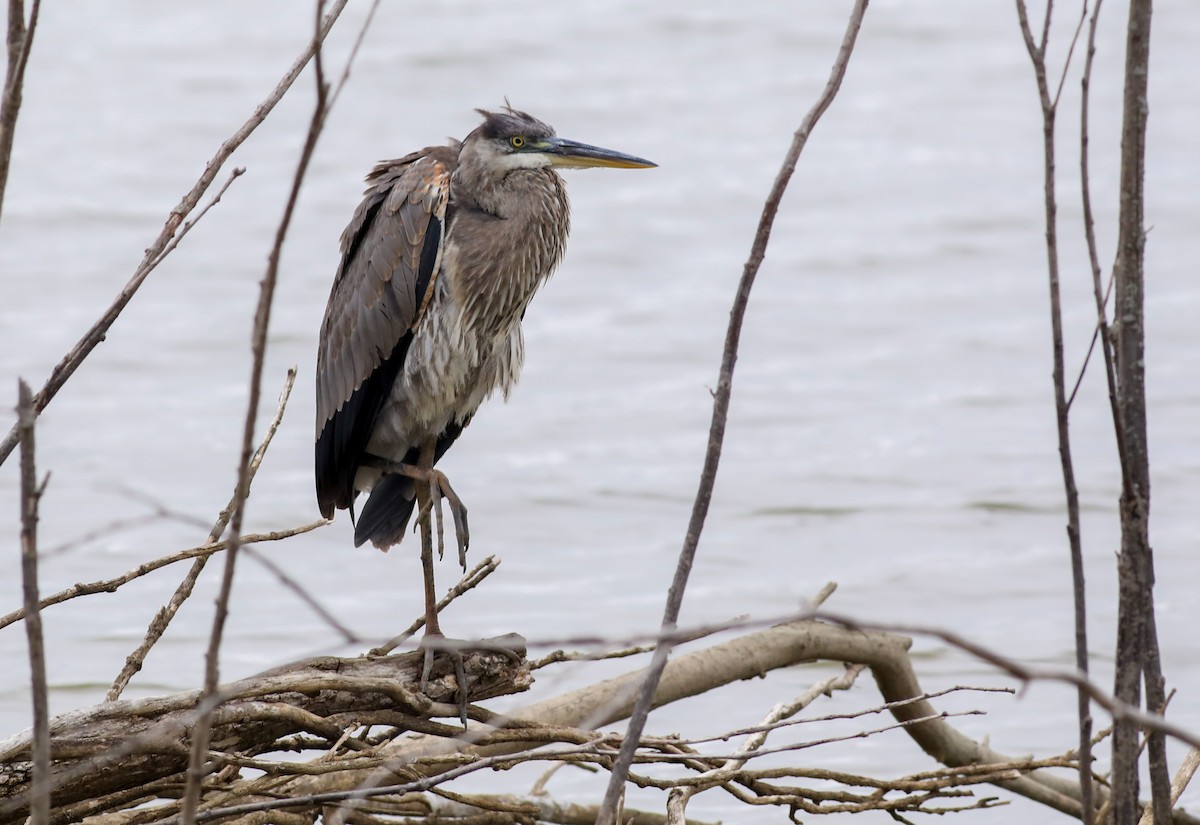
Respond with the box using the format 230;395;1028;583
2;1;1198;821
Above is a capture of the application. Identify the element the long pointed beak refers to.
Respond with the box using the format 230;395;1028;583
539;136;657;169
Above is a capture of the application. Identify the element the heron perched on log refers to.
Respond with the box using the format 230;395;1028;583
314;107;655;668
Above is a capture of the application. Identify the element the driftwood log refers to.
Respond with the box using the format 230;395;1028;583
0;635;528;825
175;620;1200;825
2;622;1196;824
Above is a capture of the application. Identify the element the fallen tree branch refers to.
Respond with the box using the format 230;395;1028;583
189;619;1182;824
0;638;529;824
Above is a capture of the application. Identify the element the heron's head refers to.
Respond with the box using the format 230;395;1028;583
463;106;656;174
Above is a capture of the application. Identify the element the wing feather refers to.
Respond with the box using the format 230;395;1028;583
314;148;454;517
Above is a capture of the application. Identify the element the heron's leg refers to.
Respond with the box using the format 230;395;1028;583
410;441;470;724
413;442;442;640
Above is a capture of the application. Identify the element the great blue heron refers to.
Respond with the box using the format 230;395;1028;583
315;107;655;663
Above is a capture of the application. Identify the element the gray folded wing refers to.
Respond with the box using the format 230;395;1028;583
314;147;455;517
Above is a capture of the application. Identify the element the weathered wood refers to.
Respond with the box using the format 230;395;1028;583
0;636;528;825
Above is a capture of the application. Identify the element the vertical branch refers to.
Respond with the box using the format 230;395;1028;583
0;0;40;225
1014;1;1094;820
593;2;871;822
177;4;331;821
17;379;50;825
1079;1;1125;474
1110;0;1167;822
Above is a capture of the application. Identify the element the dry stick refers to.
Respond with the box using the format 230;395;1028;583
671;684;1012;749
665;665;865;824
178;4;333;821
0;0;351;469
0;0;40;226
1014;2;1095;822
0;520;326;632
1146;747;1200;824
369;556;502;656
17;380;49;825
593;3;870;821
1079;0;1125;481
107;367;297;701
426;796;718;825
1109;0;1167;822
810;609;1200;754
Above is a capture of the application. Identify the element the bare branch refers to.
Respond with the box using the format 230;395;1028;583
0;641;529;823
17;379;49;825
1014;1;1098;819
179;3;333;820
596;4;871;822
0;521;328;632
1109;0;1166;821
666;665;864;823
0;0;40;225
369;556;502;657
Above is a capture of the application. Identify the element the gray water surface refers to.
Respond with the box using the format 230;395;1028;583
2;2;1198;821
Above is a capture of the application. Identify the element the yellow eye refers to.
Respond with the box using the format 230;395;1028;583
510;136;526;149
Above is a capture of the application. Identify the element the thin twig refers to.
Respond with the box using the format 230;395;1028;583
17;379;50;825
178;5;333;821
0;521;328;631
0;0;41;226
594;4;870;821
672;683;1013;748
107;367;298;701
369;556;502;656
667;665;864;823
0;0;351;469
1078;0;1124;475
1014;1;1095;820
149;165;247;269
811;609;1200;753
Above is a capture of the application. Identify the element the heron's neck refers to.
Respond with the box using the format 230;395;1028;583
448;169;571;332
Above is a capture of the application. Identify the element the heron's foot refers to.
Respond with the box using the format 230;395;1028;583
419;631;470;726
413;467;470;569
417;633;526;727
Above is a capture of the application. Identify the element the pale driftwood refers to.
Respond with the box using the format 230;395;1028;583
0;637;528;825
423;795;718;825
170;618;1168;825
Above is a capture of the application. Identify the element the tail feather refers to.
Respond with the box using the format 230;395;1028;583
355;474;417;549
